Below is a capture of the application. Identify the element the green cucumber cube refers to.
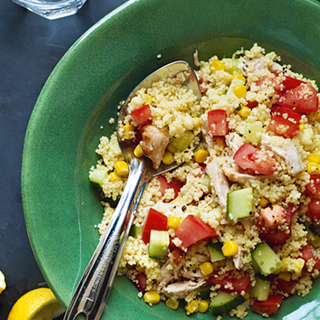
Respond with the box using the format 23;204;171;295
148;230;169;260
227;187;253;221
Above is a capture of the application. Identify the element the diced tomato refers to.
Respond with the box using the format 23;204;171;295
133;273;147;292
268;116;300;138
207;109;228;136
270;106;302;124
233;143;276;175
278;82;319;113
276;279;297;296
254;75;282;95
305;176;320;196
207;271;251;294
252;295;283;315
308;197;320;223
281;76;306;91
141;208;167;243
131;104;152;125
246;100;259;109
301;242;320;271
157;175;183;200
260;229;290;245
174;215;218;248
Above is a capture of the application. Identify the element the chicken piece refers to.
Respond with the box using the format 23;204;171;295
233;245;243;270
225;132;244;156
261;135;304;176
141;125;170;169
258;204;286;230
163;280;205;299
206;158;230;208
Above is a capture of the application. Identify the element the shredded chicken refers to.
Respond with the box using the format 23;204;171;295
225;132;244;156
163;280;205;299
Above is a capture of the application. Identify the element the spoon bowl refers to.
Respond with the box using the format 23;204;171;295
63;60;201;320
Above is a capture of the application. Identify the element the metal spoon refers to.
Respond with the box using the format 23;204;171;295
63;61;201;320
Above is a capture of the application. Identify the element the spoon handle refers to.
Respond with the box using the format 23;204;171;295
63;159;149;320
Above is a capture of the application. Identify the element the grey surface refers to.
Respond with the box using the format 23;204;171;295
0;0;127;318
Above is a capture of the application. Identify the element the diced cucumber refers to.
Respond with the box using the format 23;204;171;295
245;122;264;145
209;291;246;315
198;286;211;299
251;274;270;301
171;131;195;151
252;242;283;276
202;173;211;191
89;168;108;187
227;187;253;221
129;224;142;238
226;58;240;75
251;257;260;273
208;241;226;263
226;77;245;97
148;230;169;260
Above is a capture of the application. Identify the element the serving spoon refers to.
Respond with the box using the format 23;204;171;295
63;61;201;320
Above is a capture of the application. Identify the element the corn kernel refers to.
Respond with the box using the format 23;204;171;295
232;73;246;82
168;216;181;230
185;300;198;314
166;298;179;310
134;144;144;158
198;300;209;313
200;262;214;276
194;149;209;163
144;94;153;104
144;291;160;304
162;151;175;165
114;161;129;177
307;162;320;175
259;197;269;208
280;258;287;272
211;60;225;72
299;123;305;132
307;153;320;164
222;240;238;257
293;258;305;274
244;292;250;300
167;142;178;153
193;117;201;131
109;172;122;182
122;124;135;140
233;85;247;99
278;272;291;282
236;105;251;117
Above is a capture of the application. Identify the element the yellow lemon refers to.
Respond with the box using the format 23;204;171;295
7;288;64;320
0;271;6;294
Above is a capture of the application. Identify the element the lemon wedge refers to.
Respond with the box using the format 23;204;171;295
7;288;65;320
0;271;6;294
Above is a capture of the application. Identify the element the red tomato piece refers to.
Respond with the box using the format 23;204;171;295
174;215;218;248
233;143;276;175
305;176;320;196
281;76;306;91
141;208;168;243
133;273;147;292
207;271;251;294
278;82;319;113
268;116;300;138
131;104;152;125
301;242;320;271
246;100;259;109
271;106;302;124
276;279;297;296
157;175;183;200
252;295;283;315
308;197;320;223
254;75;282;95
260;230;290;245
207;109;229;136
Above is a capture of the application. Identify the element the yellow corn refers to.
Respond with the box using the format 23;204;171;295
307;162;319;175
167;142;178;153
222;240;238;257
244;292;250;300
134;144;144;158
299;123;305;132
292;258;305;274
307;153;320;164
193;117;201;131
144;291;160;304
236;105;251;117
194;149;209;163
185;300;198;314
278;272;291;282
122;124;135;140
168;216;181;230
259;197;269;208
144;94;153;105
170;196;181;205
232;73;246;82
233;85;247;99
211;60;225;72
280;258;287;272
114;161;129;177
200;262;214;276
198;300;209;313
162;151;175;165
109;172;122;182
166;298;179;310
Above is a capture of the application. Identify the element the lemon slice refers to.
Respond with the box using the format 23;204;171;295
0;271;6;294
7;288;65;320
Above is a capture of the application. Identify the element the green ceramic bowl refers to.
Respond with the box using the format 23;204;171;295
22;0;320;319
